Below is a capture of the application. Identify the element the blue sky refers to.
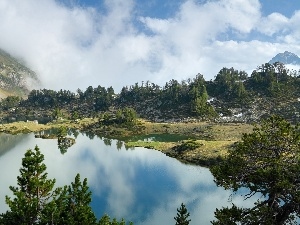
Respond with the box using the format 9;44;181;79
66;0;300;18
0;0;300;91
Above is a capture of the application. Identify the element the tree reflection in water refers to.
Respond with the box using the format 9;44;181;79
58;136;75;154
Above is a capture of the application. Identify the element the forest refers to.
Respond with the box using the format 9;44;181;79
1;62;300;124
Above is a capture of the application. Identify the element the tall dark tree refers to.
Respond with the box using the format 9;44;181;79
210;116;300;224
212;67;249;102
0;146;133;225
1;146;57;225
174;203;191;225
57;174;97;225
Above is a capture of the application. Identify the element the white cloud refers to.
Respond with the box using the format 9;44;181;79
279;10;300;44
257;12;289;36
0;0;299;92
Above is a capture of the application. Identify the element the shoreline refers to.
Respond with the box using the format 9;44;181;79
0;119;253;167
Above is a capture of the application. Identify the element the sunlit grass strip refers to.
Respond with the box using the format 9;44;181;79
125;140;234;157
125;141;176;151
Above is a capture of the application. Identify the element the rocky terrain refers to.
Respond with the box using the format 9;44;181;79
0;49;40;97
269;51;300;65
209;97;300;124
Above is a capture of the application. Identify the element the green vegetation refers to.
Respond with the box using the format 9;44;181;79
1;117;300;223
1;62;300;126
0;119;252;166
210;116;300;224
100;107;138;128
2;146;57;224
0;96;22;110
0;145;133;225
2;49;300;223
173;140;203;153
125;140;175;150
174;203;191;225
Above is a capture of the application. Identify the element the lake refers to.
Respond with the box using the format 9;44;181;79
0;132;254;224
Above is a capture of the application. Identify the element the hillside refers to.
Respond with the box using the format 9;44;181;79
0;49;40;98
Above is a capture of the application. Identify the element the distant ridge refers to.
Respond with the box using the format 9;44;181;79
0;49;40;98
269;51;300;65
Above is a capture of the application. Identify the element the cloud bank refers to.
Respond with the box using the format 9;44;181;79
0;0;299;92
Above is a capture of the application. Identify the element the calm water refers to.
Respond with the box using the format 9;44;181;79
0;132;254;224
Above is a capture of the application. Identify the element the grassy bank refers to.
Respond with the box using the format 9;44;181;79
124;121;253;166
0;119;254;166
125;139;236;167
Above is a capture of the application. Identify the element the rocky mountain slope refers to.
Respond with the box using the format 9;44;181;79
0;49;40;98
269;51;300;65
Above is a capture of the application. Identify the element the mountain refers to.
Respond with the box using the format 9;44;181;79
269;51;300;65
0;49;40;98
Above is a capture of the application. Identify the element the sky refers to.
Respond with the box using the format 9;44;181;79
0;0;300;92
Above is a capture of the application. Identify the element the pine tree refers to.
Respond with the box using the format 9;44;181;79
60;173;97;225
1;145;57;225
174;203;191;225
211;116;300;224
0;145;132;225
111;218;119;225
98;214;111;225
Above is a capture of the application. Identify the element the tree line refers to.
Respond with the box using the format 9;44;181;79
2;62;300;122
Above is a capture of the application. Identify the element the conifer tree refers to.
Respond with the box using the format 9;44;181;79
211;116;300;224
98;214;111;225
0;145;133;225
60;173;97;225
174;203;191;225
1;145;57;225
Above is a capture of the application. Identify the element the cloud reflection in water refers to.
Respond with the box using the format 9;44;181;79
0;133;255;224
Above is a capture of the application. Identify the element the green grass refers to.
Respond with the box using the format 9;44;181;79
125;141;175;151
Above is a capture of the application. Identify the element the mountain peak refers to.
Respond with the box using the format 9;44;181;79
269;51;300;65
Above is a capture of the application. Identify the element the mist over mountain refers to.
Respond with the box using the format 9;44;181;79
269;51;300;65
0;49;40;98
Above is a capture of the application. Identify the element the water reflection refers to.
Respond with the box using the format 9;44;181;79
116;140;123;150
0;132;255;224
0;133;29;156
57;137;76;154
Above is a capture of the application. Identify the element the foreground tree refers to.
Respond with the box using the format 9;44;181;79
0;145;133;225
59;173;97;225
174;203;191;225
210;116;300;224
0;146;57;224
